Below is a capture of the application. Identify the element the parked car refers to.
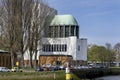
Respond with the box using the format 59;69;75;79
0;67;10;72
59;65;66;70
42;64;62;71
49;65;59;71
37;67;43;71
11;67;23;72
42;64;51;71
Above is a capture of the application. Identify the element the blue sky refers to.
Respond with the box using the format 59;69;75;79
48;0;120;46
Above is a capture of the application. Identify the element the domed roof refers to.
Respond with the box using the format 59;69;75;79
50;15;78;26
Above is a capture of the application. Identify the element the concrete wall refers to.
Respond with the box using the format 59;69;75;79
41;36;77;60
76;38;87;61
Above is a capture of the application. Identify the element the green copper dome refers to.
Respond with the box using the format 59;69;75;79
50;15;78;26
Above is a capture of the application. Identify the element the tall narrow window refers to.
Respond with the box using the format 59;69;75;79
78;45;80;51
71;26;75;36
62;44;67;52
62;45;64;51
65;26;69;37
60;45;62;51
42;44;45;52
57;44;59;51
60;26;64;37
54;26;58;37
46;44;48;52
54;45;57;52
51;45;54;52
58;44;60;51
48;45;50;52
76;26;79;38
65;44;67;51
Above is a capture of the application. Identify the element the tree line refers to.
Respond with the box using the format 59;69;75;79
88;43;120;66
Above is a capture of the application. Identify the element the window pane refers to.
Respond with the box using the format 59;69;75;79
76;26;79;38
55;26;59;37
65;44;67;51
78;45;80;51
51;45;53;52
71;26;75;36
60;26;64;37
42;44;45;52
48;45;50;52
60;45;62;52
54;44;56;52
65;26;69;37
57;45;59;51
62;45;64;51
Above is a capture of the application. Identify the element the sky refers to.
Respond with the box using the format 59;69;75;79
48;0;120;46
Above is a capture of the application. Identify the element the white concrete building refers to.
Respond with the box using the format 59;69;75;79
41;15;87;60
41;37;87;61
24;14;87;66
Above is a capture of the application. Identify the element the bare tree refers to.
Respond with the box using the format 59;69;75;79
1;0;33;67
19;0;33;68
1;0;55;68
31;0;56;69
0;6;5;49
1;0;21;67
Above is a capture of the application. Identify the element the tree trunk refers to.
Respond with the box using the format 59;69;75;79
34;40;38;69
34;52;38;69
21;53;24;68
29;52;33;68
10;49;14;67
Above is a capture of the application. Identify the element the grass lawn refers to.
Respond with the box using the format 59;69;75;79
0;70;80;80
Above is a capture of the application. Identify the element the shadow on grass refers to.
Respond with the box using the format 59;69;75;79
71;68;120;80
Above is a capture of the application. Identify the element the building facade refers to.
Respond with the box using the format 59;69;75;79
39;15;87;66
24;15;87;66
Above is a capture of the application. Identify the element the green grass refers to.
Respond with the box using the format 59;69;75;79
0;70;80;80
2;67;120;80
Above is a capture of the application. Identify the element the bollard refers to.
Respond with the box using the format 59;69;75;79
66;73;71;80
66;62;72;80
